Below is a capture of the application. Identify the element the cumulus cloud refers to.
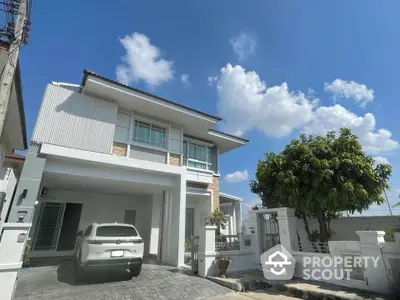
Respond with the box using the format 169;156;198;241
373;156;390;165
324;79;374;107
180;74;190;86
216;64;316;137
302;104;398;154
230;31;257;61
116;32;174;86
224;170;249;183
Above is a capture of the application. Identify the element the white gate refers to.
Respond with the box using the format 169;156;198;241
258;212;280;254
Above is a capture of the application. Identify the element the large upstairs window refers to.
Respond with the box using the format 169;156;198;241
134;120;166;148
183;140;212;170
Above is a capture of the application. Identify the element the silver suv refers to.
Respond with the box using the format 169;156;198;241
73;223;144;280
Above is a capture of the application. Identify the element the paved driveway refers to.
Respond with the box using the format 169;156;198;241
14;259;231;300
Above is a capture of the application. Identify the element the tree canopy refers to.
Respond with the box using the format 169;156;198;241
250;128;392;242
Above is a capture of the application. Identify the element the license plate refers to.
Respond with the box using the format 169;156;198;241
111;250;124;257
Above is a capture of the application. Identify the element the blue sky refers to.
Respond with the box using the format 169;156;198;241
19;1;400;217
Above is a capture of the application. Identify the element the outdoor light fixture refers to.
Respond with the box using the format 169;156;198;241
17;210;28;222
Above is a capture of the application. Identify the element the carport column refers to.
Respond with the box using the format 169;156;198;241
276;207;297;251
0;144;45;300
198;225;217;277
356;231;391;293
167;175;186;267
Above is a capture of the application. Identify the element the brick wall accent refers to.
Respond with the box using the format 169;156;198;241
169;153;181;166
187;175;220;210
112;142;127;156
210;175;220;210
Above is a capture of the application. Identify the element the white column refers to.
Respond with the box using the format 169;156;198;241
198;225;217;277
166;176;186;267
0;223;31;300
276;207;297;251
356;231;391;294
149;192;162;259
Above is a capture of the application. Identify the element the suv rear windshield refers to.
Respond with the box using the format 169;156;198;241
96;226;138;237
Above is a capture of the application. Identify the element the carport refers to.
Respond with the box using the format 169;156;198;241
27;143;187;267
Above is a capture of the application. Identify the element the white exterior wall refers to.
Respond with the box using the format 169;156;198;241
149;192;163;258
0;168;17;231
31;84;118;154
296;216;400;243
36;190;153;255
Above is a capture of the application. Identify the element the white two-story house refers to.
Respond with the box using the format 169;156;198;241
10;70;248;267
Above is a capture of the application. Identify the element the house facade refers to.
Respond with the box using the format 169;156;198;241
9;70;248;267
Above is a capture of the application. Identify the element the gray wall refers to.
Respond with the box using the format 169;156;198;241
129;146;167;164
32;84;118;153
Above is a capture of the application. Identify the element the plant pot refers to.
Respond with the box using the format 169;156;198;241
218;261;230;278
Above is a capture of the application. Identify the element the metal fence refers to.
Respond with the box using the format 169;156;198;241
215;235;240;252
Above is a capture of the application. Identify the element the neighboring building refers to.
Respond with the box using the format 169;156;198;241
0;42;28;232
11;70;248;267
219;192;242;235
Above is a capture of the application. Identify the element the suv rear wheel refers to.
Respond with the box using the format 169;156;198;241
73;253;85;283
129;264;142;278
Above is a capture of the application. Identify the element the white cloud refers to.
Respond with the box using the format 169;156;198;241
224;170;249;183
302;104;399;154
373;156;390;165
116;32;174;87
216;64;316;137
208;75;218;86
230;31;257;61
180;74;190;86
324;79;374;107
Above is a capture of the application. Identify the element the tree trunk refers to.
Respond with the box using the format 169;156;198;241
302;215;312;240
316;210;329;243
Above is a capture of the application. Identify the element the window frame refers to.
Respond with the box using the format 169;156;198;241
183;140;213;171
133;120;167;149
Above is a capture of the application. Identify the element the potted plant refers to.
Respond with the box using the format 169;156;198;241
216;256;232;278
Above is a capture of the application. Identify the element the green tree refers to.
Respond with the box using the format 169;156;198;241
250;128;392;242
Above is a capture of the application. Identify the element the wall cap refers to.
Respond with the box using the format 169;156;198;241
356;230;385;236
205;225;217;230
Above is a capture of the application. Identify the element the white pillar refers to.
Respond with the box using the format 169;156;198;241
0;223;31;300
356;231;391;294
198;225;217;277
276;207;297;251
166;176;186;267
149;192;162;259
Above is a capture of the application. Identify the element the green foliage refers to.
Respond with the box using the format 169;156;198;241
216;256;233;263
185;238;191;250
206;209;227;235
384;228;395;242
23;243;30;267
250;128;392;242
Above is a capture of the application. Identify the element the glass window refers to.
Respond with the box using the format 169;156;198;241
114;113;130;142
183;140;212;170
96;226;138;237
134;120;166;148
